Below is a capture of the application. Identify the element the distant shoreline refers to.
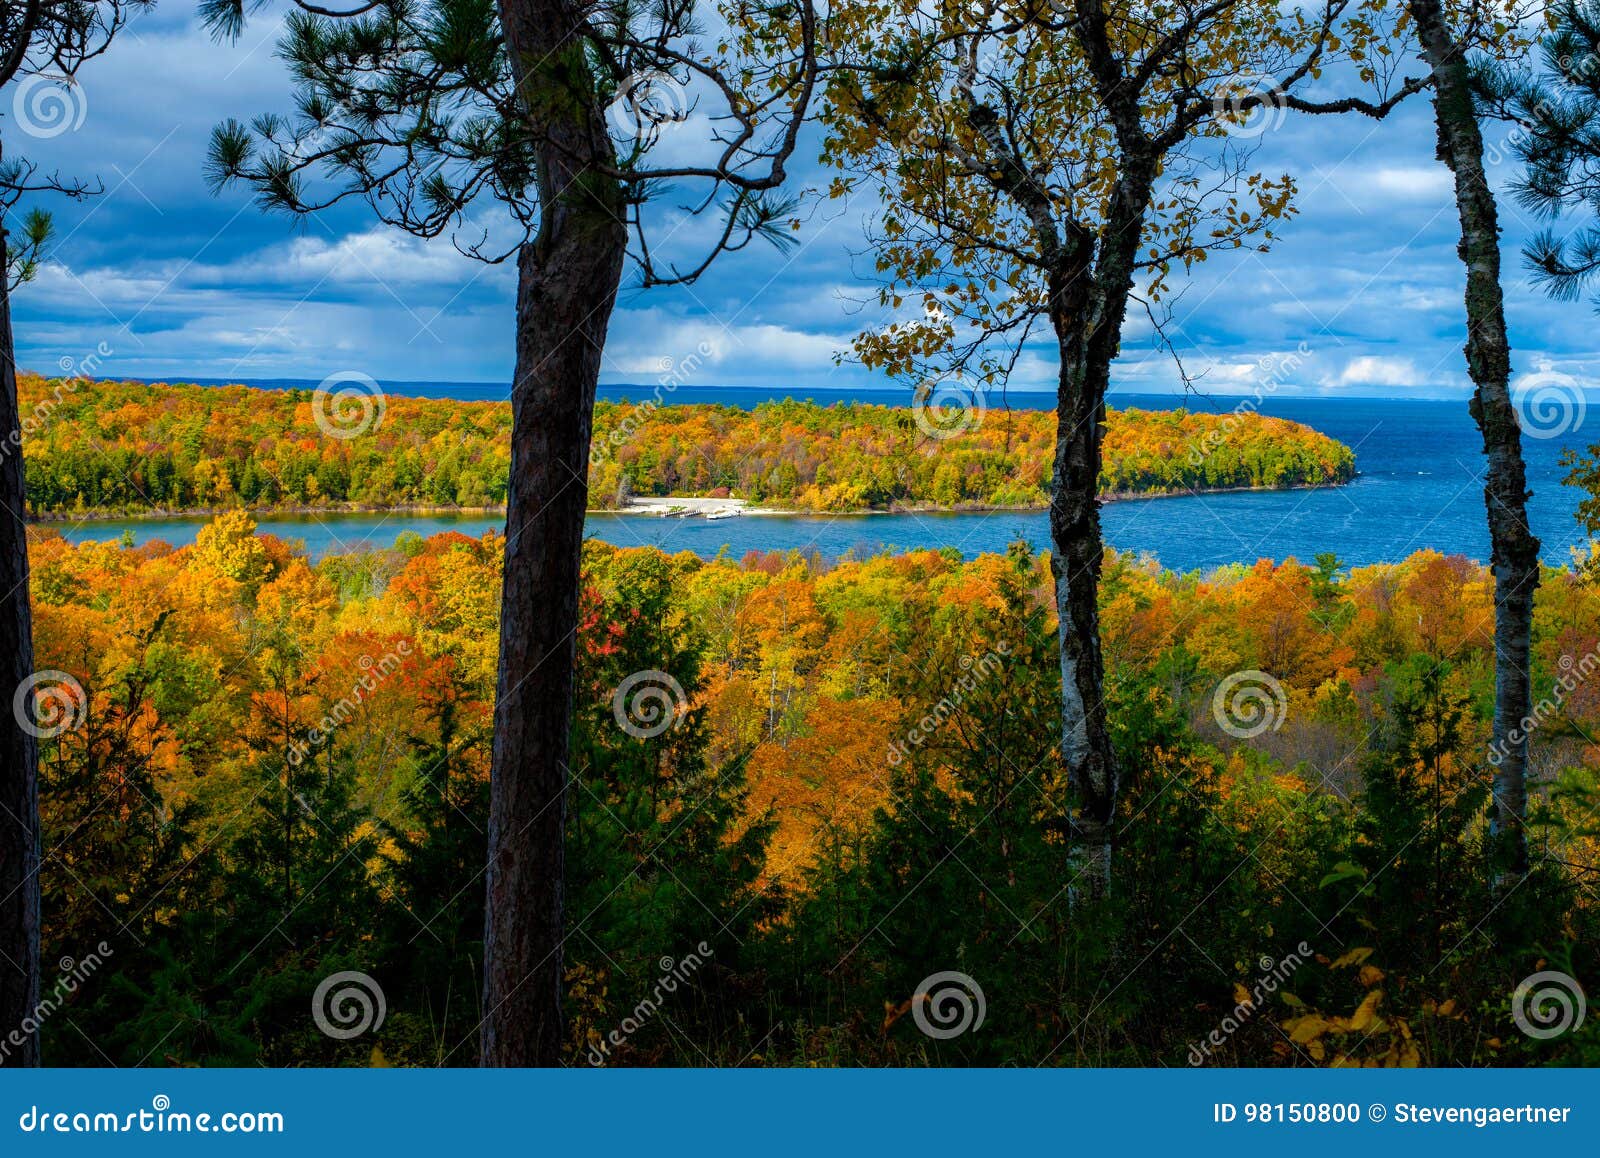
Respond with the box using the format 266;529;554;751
58;374;1487;405
26;478;1354;527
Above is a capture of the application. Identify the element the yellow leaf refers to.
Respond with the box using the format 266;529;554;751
1331;947;1375;969
1288;1015;1331;1044
1348;990;1384;1033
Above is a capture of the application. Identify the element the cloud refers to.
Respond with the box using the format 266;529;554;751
222;231;504;289
1332;355;1428;389
5;11;1598;401
598;311;853;385
1368;166;1453;200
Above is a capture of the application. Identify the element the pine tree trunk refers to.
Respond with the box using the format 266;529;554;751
482;0;627;1065
1410;0;1539;884
0;227;41;1068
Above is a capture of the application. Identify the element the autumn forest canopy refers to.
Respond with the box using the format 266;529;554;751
16;375;1353;516
20;518;1600;1065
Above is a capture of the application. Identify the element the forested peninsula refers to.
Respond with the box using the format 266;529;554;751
17;375;1354;517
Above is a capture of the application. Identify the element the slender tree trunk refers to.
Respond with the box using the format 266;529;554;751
1410;0;1539;885
0;226;41;1067
1048;164;1152;895
1049;244;1116;894
481;0;627;1065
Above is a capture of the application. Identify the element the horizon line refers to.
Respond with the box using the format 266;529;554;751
30;371;1493;403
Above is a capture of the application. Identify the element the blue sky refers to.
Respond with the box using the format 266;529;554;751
6;4;1599;400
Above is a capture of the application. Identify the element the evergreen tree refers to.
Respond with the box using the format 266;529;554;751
1474;1;1600;304
202;0;819;1064
377;685;491;1065
219;744;384;1064
567;546;775;1064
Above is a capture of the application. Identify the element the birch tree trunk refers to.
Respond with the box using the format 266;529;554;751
1409;0;1539;885
1048;245;1117;894
482;0;627;1066
0;225;41;1067
1048;163;1155;896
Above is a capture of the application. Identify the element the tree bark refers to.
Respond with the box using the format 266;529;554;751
481;0;627;1065
0;226;41;1067
1048;162;1154;896
1410;0;1539;885
1048;242;1116;894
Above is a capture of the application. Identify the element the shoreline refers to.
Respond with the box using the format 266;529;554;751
25;478;1354;527
591;479;1353;517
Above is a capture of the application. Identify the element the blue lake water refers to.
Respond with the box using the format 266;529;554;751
53;384;1596;572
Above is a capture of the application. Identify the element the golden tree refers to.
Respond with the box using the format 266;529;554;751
824;0;1420;889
